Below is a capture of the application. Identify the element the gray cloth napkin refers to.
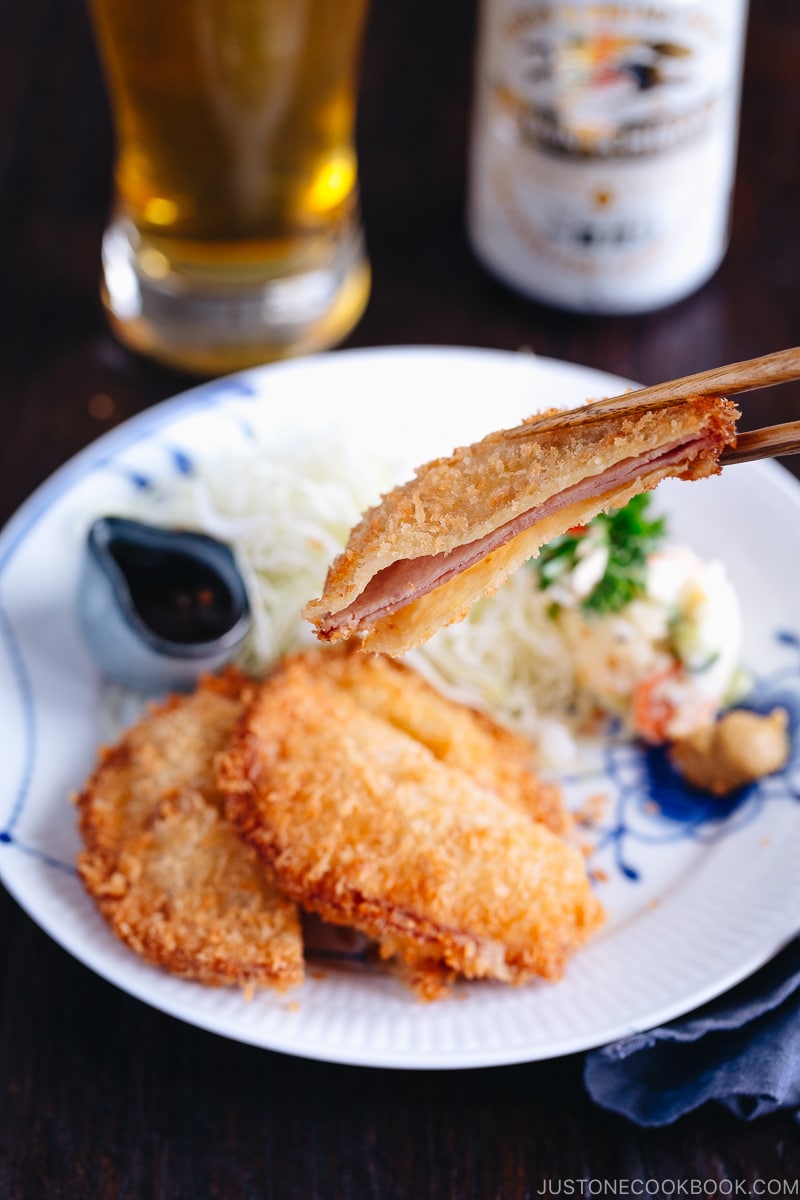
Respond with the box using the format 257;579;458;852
583;938;800;1125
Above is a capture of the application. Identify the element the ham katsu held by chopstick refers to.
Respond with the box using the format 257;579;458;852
304;392;738;656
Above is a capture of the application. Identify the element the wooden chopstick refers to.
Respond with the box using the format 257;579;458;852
720;419;800;465
506;346;800;462
604;345;800;409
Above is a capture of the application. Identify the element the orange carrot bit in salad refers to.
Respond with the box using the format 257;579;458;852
632;664;682;744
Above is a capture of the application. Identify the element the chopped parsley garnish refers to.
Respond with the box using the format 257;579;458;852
532;494;668;615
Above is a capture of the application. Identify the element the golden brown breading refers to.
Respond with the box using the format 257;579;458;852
218;657;604;996
75;671;303;991
304;394;738;655
297;644;570;835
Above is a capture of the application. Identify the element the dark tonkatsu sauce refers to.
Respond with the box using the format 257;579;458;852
110;542;238;644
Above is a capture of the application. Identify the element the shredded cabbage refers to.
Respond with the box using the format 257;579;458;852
410;573;578;742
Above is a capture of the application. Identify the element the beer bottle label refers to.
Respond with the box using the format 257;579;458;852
468;0;749;313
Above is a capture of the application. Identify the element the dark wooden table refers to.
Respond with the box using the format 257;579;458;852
1;2;799;1195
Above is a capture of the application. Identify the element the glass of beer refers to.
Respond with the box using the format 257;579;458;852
89;0;371;375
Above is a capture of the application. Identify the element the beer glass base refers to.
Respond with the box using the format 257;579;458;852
100;218;371;376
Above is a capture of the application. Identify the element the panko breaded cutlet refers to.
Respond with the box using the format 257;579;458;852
75;670;303;991
304;394;738;655
218;655;604;998
293;644;570;836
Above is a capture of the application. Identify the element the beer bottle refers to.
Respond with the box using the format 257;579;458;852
467;1;750;314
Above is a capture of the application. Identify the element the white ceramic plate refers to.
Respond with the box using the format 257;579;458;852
1;346;799;1069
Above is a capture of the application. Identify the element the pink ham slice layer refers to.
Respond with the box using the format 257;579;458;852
318;434;714;639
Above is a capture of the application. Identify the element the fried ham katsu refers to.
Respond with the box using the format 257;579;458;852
218;655;604;998
304;393;738;655
296;644;570;835
75;671;303;991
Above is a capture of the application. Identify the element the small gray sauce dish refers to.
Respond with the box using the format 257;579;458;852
78;516;252;694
